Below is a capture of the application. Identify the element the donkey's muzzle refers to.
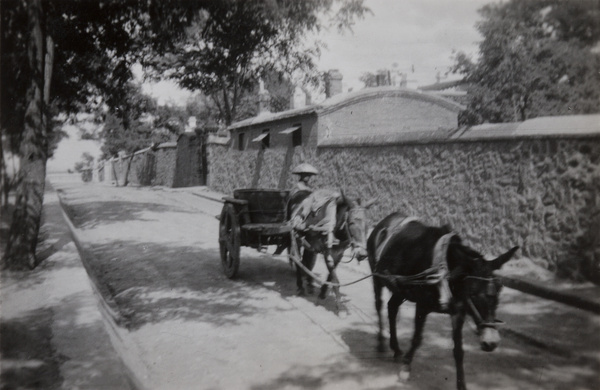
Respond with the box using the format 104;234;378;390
480;327;500;352
353;247;368;261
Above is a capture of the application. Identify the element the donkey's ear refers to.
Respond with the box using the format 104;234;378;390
440;223;452;235
362;197;378;209
340;188;354;205
489;246;519;270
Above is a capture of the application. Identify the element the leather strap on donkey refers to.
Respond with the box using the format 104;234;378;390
374;221;455;310
373;216;420;264
433;233;454;310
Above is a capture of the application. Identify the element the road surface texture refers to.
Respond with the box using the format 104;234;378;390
4;173;598;390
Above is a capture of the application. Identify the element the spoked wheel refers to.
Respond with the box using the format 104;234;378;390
219;203;241;278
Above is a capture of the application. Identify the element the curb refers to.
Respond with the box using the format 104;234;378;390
496;275;600;315
55;190;147;390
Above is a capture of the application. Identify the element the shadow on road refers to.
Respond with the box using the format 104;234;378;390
59;198;190;229
0;308;64;390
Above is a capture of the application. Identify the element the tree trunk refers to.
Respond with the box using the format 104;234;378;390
111;160;120;187
123;154;135;187
3;0;47;270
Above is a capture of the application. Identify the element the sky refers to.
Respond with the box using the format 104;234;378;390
47;124;103;173
317;0;486;92
47;0;488;172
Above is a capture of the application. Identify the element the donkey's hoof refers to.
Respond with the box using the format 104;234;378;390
296;288;306;296
376;334;387;353
398;365;410;382
318;287;328;299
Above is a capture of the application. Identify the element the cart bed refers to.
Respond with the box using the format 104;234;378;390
233;189;290;224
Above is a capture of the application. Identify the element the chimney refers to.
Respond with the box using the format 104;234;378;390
376;70;391;86
257;79;271;113
400;73;407;88
289;86;313;109
304;88;312;106
325;69;343;98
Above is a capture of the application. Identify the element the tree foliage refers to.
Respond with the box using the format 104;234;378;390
74;152;94;172
452;0;600;124
100;85;177;159
1;0;202;269
147;0;370;125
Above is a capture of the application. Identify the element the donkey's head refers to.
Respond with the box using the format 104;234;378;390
337;192;376;261
451;243;519;352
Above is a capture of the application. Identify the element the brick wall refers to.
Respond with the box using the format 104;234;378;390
207;136;600;281
319;95;459;143
97;143;178;187
152;145;177;187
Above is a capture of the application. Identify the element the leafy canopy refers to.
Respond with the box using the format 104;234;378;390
146;0;370;125
451;0;600;124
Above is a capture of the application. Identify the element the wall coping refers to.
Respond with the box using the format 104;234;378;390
318;114;600;147
207;134;230;145
319;132;600;148
156;142;177;149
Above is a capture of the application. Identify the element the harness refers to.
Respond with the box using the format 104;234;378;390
464;275;504;329
340;207;367;262
373;220;453;288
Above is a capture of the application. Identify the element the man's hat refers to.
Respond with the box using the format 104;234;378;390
292;163;319;175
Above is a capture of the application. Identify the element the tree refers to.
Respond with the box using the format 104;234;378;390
2;0;49;269
74;152;95;173
451;0;600;125
1;0;202;269
99;84;182;186
147;0;370;125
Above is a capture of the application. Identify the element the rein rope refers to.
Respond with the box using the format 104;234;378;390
340;208;365;264
289;231;373;288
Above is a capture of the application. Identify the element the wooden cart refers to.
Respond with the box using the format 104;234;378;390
218;188;301;278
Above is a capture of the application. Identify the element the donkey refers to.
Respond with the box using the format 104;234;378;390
290;189;373;305
365;212;519;390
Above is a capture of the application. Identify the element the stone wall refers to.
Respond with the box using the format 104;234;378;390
208;144;322;195
207;136;600;280
96;143;178;187
150;145;177;187
173;133;207;188
318;93;459;143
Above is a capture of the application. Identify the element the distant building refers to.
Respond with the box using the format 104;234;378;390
227;71;465;151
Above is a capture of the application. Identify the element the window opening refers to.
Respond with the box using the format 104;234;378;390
238;132;245;151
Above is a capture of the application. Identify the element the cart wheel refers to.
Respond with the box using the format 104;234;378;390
219;203;241;278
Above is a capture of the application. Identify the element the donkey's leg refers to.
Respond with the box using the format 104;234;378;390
330;250;345;306
303;249;317;294
373;277;386;352
451;310;467;390
318;249;335;299
387;293;405;360
296;262;306;296
399;303;429;381
293;239;307;296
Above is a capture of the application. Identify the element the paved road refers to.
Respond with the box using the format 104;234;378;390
51;174;599;390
